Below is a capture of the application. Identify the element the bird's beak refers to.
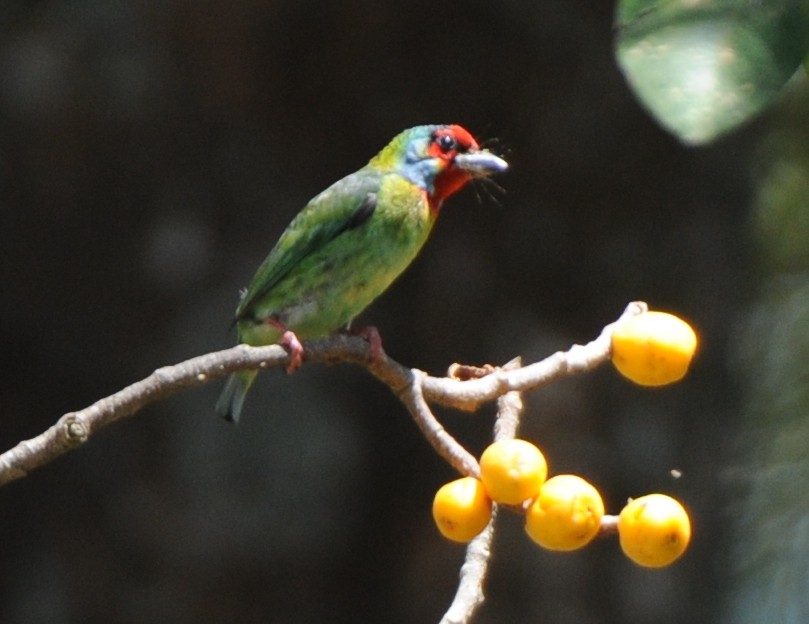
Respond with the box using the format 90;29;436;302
454;150;509;177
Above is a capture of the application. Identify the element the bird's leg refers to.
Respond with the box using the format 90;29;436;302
268;316;304;373
345;325;384;362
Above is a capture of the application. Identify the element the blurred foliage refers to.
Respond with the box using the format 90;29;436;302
724;81;809;624
615;0;809;144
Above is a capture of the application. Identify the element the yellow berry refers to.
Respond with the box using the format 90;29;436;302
432;477;493;543
525;474;605;551
611;311;698;386
618;494;691;567
479;439;548;505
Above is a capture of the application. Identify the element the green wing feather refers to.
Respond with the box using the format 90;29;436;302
235;169;381;321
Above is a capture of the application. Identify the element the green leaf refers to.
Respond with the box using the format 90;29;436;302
615;0;809;145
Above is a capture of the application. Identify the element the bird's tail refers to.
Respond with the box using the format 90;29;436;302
216;370;258;423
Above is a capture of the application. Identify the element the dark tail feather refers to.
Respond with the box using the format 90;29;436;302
216;371;258;423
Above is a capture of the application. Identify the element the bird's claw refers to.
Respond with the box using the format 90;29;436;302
280;330;304;373
267;316;304;373
348;325;384;362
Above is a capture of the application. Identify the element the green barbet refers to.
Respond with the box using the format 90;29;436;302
217;124;508;422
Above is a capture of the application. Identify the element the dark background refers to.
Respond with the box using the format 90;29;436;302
0;1;785;622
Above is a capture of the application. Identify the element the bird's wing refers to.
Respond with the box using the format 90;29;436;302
235;169;380;320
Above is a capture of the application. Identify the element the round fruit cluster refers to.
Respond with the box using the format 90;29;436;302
431;309;697;568
432;439;691;567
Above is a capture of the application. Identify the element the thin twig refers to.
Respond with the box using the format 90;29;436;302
493;358;524;443
439;357;527;624
421;301;646;411
439;508;498;624
401;369;480;478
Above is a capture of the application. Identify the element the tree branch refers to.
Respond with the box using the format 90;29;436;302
439;358;526;624
0;301;646;489
420;301;646;411
439;506;499;624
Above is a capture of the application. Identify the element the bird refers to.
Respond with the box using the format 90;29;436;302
216;124;508;422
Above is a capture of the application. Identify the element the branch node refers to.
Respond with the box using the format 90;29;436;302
447;362;496;381
63;414;89;444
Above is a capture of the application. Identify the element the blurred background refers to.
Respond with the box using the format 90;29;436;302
2;1;808;623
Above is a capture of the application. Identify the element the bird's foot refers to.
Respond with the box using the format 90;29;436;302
280;330;304;373
347;325;384;362
269;317;304;373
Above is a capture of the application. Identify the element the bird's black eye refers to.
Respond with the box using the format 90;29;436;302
437;133;457;153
